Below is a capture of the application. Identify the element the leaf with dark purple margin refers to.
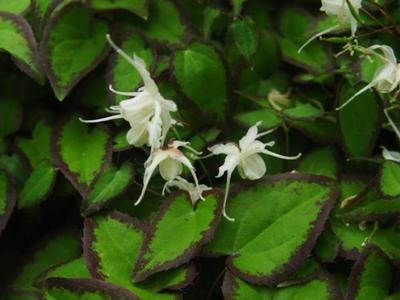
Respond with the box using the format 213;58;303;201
346;246;392;300
42;2;109;100
83;211;181;300
85;0;149;19
35;257;91;288
337;82;382;158
12;231;81;293
16;120;52;169
339;184;400;222
18;159;57;209
0;12;44;83
0;170;16;236
142;0;187;47
51;116;112;196
133;191;222;282
0;0;31;15
297;147;338;179
314;226;339;263
42;278;140;300
107;32;154;105
222;270;343;300
205;173;338;286
81;162;134;216
379;160;400;198
172;42;229;122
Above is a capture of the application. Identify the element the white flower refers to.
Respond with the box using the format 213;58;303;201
338;45;400;110
382;146;400;162
298;0;362;53
208;122;301;221
162;176;211;205
80;34;177;150
321;0;362;37
136;141;203;205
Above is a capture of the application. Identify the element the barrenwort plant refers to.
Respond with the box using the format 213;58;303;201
2;0;400;299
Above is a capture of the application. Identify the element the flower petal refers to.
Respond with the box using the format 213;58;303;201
159;157;183;181
239;153;266;180
216;153;240;178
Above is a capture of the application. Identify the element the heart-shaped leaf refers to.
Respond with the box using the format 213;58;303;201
0;170;16;235
85;0;149;19
297;147;338;179
107;33;154;104
42;2;109;100
142;0;187;46
133;191;222;282
0;0;30;15
205;173;338;286
18;159;57;209
83;211;183;299
16;120;52;169
347;246;392;300
379;160;400;198
52;117;112;196
172;42;228;121
0;12;43;82
337;82;382;158
12;231;81;294
82;162;134;216
222;271;343;300
230;16;258;62
43;278;140;300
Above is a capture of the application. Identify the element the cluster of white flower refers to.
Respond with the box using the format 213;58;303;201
81;35;301;221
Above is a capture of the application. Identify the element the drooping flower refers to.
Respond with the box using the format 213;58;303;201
136;141;203;206
80;34;177;150
162;176;211;205
298;0;362;53
208;122;301;221
337;45;400;110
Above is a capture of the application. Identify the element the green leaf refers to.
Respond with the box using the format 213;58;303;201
0;12;43;82
282;101;323;120
202;6;220;39
337;82;382;157
18;159;57;209
297;147;338;179
289;117;337;143
82;162;134;215
0;0;30;15
222;271;342;300
142;0;186;46
133;191;222;282
43;278;140;300
52;117;112;195
84;211;181;299
314;226;338;263
0;98;22;137
379;160;400;198
16;120;52;169
278;8;329;73
39;257;91;283
0;170;16;235
113;131;132;152
347;247;392;300
205;174;338;285
231;0;246;16
231;16;258;62
85;0;149;19
0;153;29;190
31;0;55;35
108;33;154;104
12;231;81;293
340;185;400;222
172;42;228;121
235;109;282;130
42;3;109;100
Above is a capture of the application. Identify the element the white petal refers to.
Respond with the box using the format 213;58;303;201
216;153;240;178
126;123;148;146
147;100;163;150
369;45;397;65
239;122;261;150
260;148;302;160
159;157;182;181
135;151;169;206
175;154;204;200
208;143;239;155
239;154;266;180
222;170;235;222
382;147;400;162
